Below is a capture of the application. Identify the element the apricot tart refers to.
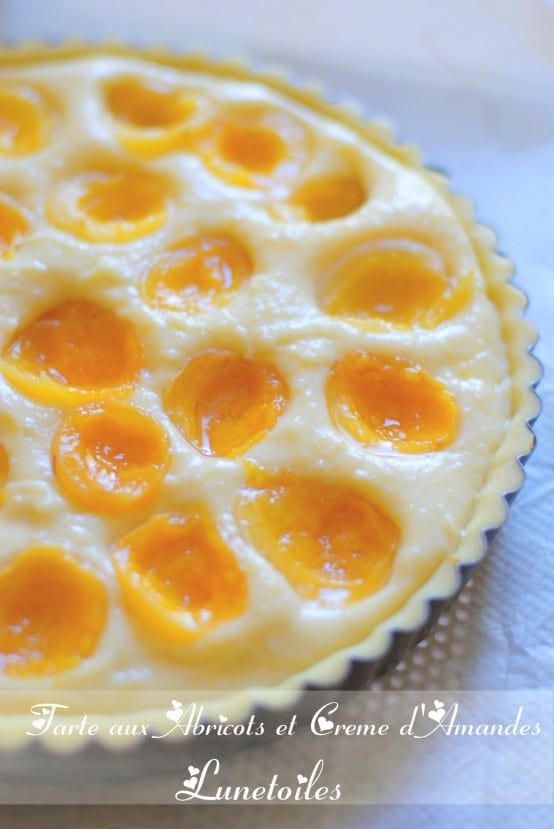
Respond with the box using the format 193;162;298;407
0;46;539;721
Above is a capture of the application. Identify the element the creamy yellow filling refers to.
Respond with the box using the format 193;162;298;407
0;54;510;694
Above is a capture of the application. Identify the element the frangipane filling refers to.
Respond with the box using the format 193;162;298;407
0;53;508;690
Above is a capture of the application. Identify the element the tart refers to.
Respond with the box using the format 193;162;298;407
0;44;539;743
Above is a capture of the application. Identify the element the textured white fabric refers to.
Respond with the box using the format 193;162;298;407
0;0;552;824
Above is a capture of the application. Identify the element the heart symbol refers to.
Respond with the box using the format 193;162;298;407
31;718;45;731
171;700;181;709
41;707;50;716
188;765;199;776
428;700;446;723
166;707;183;723
317;716;334;732
182;776;198;790
297;774;308;784
219;714;228;723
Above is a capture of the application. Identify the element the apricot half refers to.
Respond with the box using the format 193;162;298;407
0;545;108;678
52;401;171;515
320;239;470;328
203;103;309;191
327;353;459;453
1;298;143;405
291;173;367;222
0;195;29;257
0;85;55;155
143;233;253;312
164;349;288;458
236;469;400;605
104;75;212;156
113;512;248;643
0;442;8;506
46;168;168;243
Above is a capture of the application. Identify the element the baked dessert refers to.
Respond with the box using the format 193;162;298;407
0;45;539;730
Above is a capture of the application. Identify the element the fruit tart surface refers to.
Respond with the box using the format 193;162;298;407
0;46;539;704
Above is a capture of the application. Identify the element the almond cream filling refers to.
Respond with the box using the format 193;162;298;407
0;55;511;697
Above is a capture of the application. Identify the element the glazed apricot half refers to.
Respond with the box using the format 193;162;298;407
143;233;253;312
320;239;471;328
46;167;168;243
0;442;8;506
104;75;213;156
0;545;108;678
327;353;459;453
0;85;56;155
203;102;309;191
237;469;400;605
52;401;171;515
1;298;143;406
113;512;248;644
291;172;367;222
164;349;288;458
0;195;30;257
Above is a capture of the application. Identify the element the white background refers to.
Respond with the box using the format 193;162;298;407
0;0;553;826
